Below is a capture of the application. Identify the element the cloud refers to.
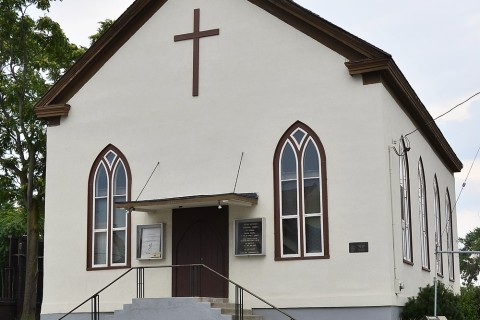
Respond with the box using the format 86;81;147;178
456;209;480;238
454;157;480;237
429;94;479;123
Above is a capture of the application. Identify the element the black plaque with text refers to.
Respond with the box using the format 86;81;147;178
235;219;264;255
349;242;369;253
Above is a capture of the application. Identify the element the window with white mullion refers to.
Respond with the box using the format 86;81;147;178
275;122;329;260
418;159;429;270
88;145;131;270
399;140;412;263
111;161;128;265
93;163;109;267
280;141;300;257
302;139;323;256
445;190;454;281
433;176;443;276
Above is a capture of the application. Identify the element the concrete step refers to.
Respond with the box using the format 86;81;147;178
112;297;230;320
231;316;263;320
110;297;262;320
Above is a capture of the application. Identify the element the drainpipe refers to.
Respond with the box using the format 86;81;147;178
388;144;400;294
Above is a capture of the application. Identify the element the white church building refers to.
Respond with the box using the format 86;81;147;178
35;0;462;319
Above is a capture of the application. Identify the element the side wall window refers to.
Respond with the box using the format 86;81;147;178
88;145;132;269
418;158;430;270
433;176;443;276
445;189;454;281
274;121;328;260
399;139;413;263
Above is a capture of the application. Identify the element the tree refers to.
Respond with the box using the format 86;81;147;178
0;206;27;268
0;1;84;319
459;227;480;285
88;18;115;45
459;285;480;320
400;282;464;320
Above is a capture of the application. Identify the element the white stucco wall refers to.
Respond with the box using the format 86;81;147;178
41;0;459;315
378;87;460;302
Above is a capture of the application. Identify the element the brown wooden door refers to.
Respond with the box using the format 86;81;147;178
172;206;229;298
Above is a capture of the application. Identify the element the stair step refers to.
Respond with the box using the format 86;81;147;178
218;308;253;315
110;297;262;320
198;297;230;304
231;315;263;320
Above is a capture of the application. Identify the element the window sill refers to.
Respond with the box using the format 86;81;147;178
87;265;130;271
403;259;414;266
422;267;431;272
275;254;330;261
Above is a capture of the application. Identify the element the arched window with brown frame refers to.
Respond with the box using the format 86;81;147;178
87;145;132;270
273;121;329;260
433;175;443;276
418;158;430;270
399;138;413;263
445;188;454;281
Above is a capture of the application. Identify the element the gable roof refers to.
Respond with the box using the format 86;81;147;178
34;0;462;172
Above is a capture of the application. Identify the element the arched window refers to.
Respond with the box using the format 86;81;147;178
274;122;328;260
418;158;430;270
88;145;131;269
445;189;454;281
399;139;413;263
433;176;443;276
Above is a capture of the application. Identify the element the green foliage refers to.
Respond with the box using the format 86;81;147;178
401;282;464;320
88;19;115;45
460;285;480;320
0;206;27;268
1;1;84;319
459;227;480;285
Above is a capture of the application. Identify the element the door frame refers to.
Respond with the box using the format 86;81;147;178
171;206;229;297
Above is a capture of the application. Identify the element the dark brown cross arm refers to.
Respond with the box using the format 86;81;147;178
174;9;220;97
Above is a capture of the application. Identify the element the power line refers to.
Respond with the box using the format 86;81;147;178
405;91;480;137
452;146;480;213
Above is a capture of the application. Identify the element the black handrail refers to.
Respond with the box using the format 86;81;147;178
58;264;296;320
58;268;134;320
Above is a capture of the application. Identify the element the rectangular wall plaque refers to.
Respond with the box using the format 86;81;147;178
349;242;369;253
234;218;265;256
137;224;165;260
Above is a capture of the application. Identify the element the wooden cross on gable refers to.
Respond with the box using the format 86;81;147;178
174;9;220;96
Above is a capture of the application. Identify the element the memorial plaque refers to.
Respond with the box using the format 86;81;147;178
349;242;369;253
234;218;265;256
137;224;165;260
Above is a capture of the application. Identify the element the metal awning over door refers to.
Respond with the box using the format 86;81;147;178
115;192;258;213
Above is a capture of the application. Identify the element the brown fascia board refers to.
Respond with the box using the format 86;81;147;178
34;0;168;115
33;0;461;173
346;58;463;173
34;0;389;119
248;0;391;60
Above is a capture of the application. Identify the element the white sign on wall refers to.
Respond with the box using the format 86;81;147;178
137;224;165;260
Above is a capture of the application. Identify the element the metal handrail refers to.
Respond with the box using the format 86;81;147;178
58;268;134;320
58;264;296;320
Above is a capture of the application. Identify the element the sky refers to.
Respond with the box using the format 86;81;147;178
34;0;480;238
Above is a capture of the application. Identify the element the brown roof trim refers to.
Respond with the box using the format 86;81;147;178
248;0;390;60
33;0;461;172
34;103;70;126
34;0;168;111
346;58;462;172
34;0;389;115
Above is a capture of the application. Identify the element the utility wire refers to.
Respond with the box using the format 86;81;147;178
233;152;244;193
452;146;480;213
405;91;480;137
440;146;480;240
136;161;160;201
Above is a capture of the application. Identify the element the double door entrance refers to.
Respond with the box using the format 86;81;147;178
172;206;229;298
